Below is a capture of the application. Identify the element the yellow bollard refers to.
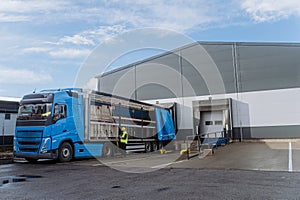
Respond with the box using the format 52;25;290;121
160;149;167;154
180;149;190;155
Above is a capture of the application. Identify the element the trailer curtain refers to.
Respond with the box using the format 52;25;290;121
155;108;176;141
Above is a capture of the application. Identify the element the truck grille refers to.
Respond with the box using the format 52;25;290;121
17;138;41;153
19;148;39;153
15;130;43;138
16;130;43;153
18;141;40;145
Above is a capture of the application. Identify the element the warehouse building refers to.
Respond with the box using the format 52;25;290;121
97;42;300;140
0;97;20;145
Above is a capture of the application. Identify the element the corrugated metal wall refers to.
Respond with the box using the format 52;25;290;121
99;42;300;99
98;42;300;139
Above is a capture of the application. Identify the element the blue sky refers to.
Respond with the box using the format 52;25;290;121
0;0;300;97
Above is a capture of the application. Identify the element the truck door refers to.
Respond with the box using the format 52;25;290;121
51;104;67;138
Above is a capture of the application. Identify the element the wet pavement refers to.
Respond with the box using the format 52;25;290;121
1;141;300;199
1;159;300;199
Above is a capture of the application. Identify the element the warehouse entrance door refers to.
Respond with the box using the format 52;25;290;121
200;111;223;137
193;98;232;139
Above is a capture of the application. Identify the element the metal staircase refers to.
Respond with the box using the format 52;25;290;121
184;130;229;159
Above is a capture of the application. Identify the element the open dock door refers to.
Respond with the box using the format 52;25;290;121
193;98;232;142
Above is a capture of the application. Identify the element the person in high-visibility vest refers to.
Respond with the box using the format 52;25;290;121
120;127;128;151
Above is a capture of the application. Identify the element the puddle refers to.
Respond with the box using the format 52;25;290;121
0;174;42;186
0;176;26;186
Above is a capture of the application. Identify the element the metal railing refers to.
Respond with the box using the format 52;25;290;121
184;130;228;159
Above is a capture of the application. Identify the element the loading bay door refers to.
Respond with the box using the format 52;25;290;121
200;111;223;136
193;98;232;139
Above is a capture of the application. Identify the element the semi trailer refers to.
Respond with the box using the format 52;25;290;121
0;97;20;146
14;88;176;162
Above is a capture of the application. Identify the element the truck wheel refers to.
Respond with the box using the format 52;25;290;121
25;158;38;163
58;142;73;162
102;143;114;157
158;142;163;150
145;142;152;153
152;142;158;151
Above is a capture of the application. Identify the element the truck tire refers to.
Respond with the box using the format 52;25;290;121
145;142;152;153
102;143;114;157
158;142;163;150
58;142;73;162
152;142;158;151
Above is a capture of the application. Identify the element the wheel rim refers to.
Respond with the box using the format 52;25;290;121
153;143;157;151
146;143;151;151
103;146;111;156
62;148;70;158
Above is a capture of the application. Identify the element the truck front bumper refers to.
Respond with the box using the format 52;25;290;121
14;150;58;160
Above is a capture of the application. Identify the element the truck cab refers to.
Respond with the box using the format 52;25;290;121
14;88;83;162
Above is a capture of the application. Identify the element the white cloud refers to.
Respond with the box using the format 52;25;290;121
0;13;30;22
0;66;52;84
73;1;220;32
22;47;51;53
49;48;91;59
0;1;70;22
241;0;300;22
0;1;68;13
21;43;93;59
23;1;236;34
0;1;242;34
86;25;127;38
59;35;95;46
3;0;299;33
57;25;128;47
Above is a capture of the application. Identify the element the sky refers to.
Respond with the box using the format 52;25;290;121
0;0;300;98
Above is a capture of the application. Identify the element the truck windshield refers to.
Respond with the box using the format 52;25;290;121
17;103;52;120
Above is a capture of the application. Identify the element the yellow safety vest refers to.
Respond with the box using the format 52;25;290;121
41;112;51;117
120;131;128;144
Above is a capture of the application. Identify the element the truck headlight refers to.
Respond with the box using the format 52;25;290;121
41;138;51;153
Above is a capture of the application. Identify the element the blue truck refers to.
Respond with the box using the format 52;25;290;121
14;88;176;162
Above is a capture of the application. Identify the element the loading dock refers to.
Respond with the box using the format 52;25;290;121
193;98;232;141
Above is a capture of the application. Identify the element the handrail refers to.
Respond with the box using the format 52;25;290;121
184;130;228;159
200;131;225;148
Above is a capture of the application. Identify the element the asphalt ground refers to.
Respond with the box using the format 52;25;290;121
63;140;300;173
1;160;300;199
1;141;300;199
